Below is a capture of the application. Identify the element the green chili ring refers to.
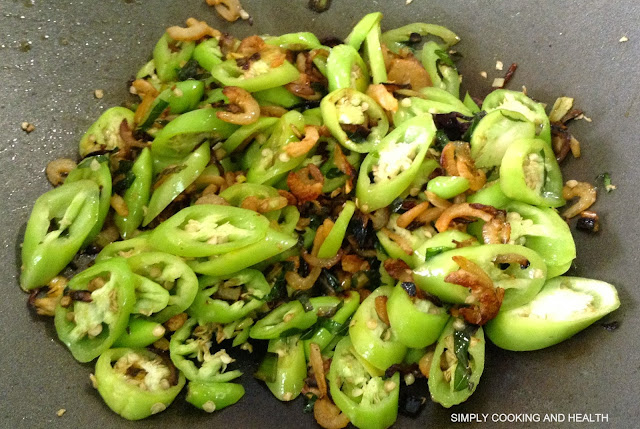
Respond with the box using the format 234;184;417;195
321;88;389;153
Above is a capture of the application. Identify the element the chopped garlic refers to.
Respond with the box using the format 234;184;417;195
549;96;575;122
619;35;629;42
21;121;35;133
492;77;505;87
496;60;504;71
480;71;488;79
404;373;415;386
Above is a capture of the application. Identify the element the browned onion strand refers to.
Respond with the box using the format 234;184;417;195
562;180;597;219
46;158;77;186
434;203;496;232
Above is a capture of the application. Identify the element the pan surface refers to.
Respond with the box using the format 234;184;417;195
1;0;638;427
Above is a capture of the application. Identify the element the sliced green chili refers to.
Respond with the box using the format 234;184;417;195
321;88;389;153
188;269;271;324
95;348;186;420
114;147;153;239
54;258;135;362
127;251;198;323
143;142;211;226
486;276;620;351
21;180;100;290
356;114;436;212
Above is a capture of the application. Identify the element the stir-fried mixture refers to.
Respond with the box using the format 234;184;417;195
21;9;620;428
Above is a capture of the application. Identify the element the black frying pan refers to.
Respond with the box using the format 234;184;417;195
1;0;638;427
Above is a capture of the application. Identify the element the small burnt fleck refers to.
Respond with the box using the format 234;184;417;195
408;32;422;44
601;321;619;331
576;216;599;233
401;395;425;418
401;282;417;297
319;36;342;47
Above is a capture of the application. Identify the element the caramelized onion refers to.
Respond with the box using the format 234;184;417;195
260;105;288;117
494;253;529;267
206;0;243;23
167;17;220;41
418;351;434;379
396;201;430;228
440;142;486;191
132;79;159;126
29;276;67;316
285;266;322;291
241;195;288;213
195;194;230;206
375;295;390;326
562;180;596;219
425;191;452;209
341;254;370;273
440;143;459;176
332;144;355;193
236;35;265;56
380;228;413;255
312;219;334;255
309;343;327;398
387;57;432;90
46;158;76;186
366;84;398;112
302;250;343;269
313;397;349;429
369;207;390;231
383;258;413;282
416;207;445;225
110;194;129;217
286;73;323;101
